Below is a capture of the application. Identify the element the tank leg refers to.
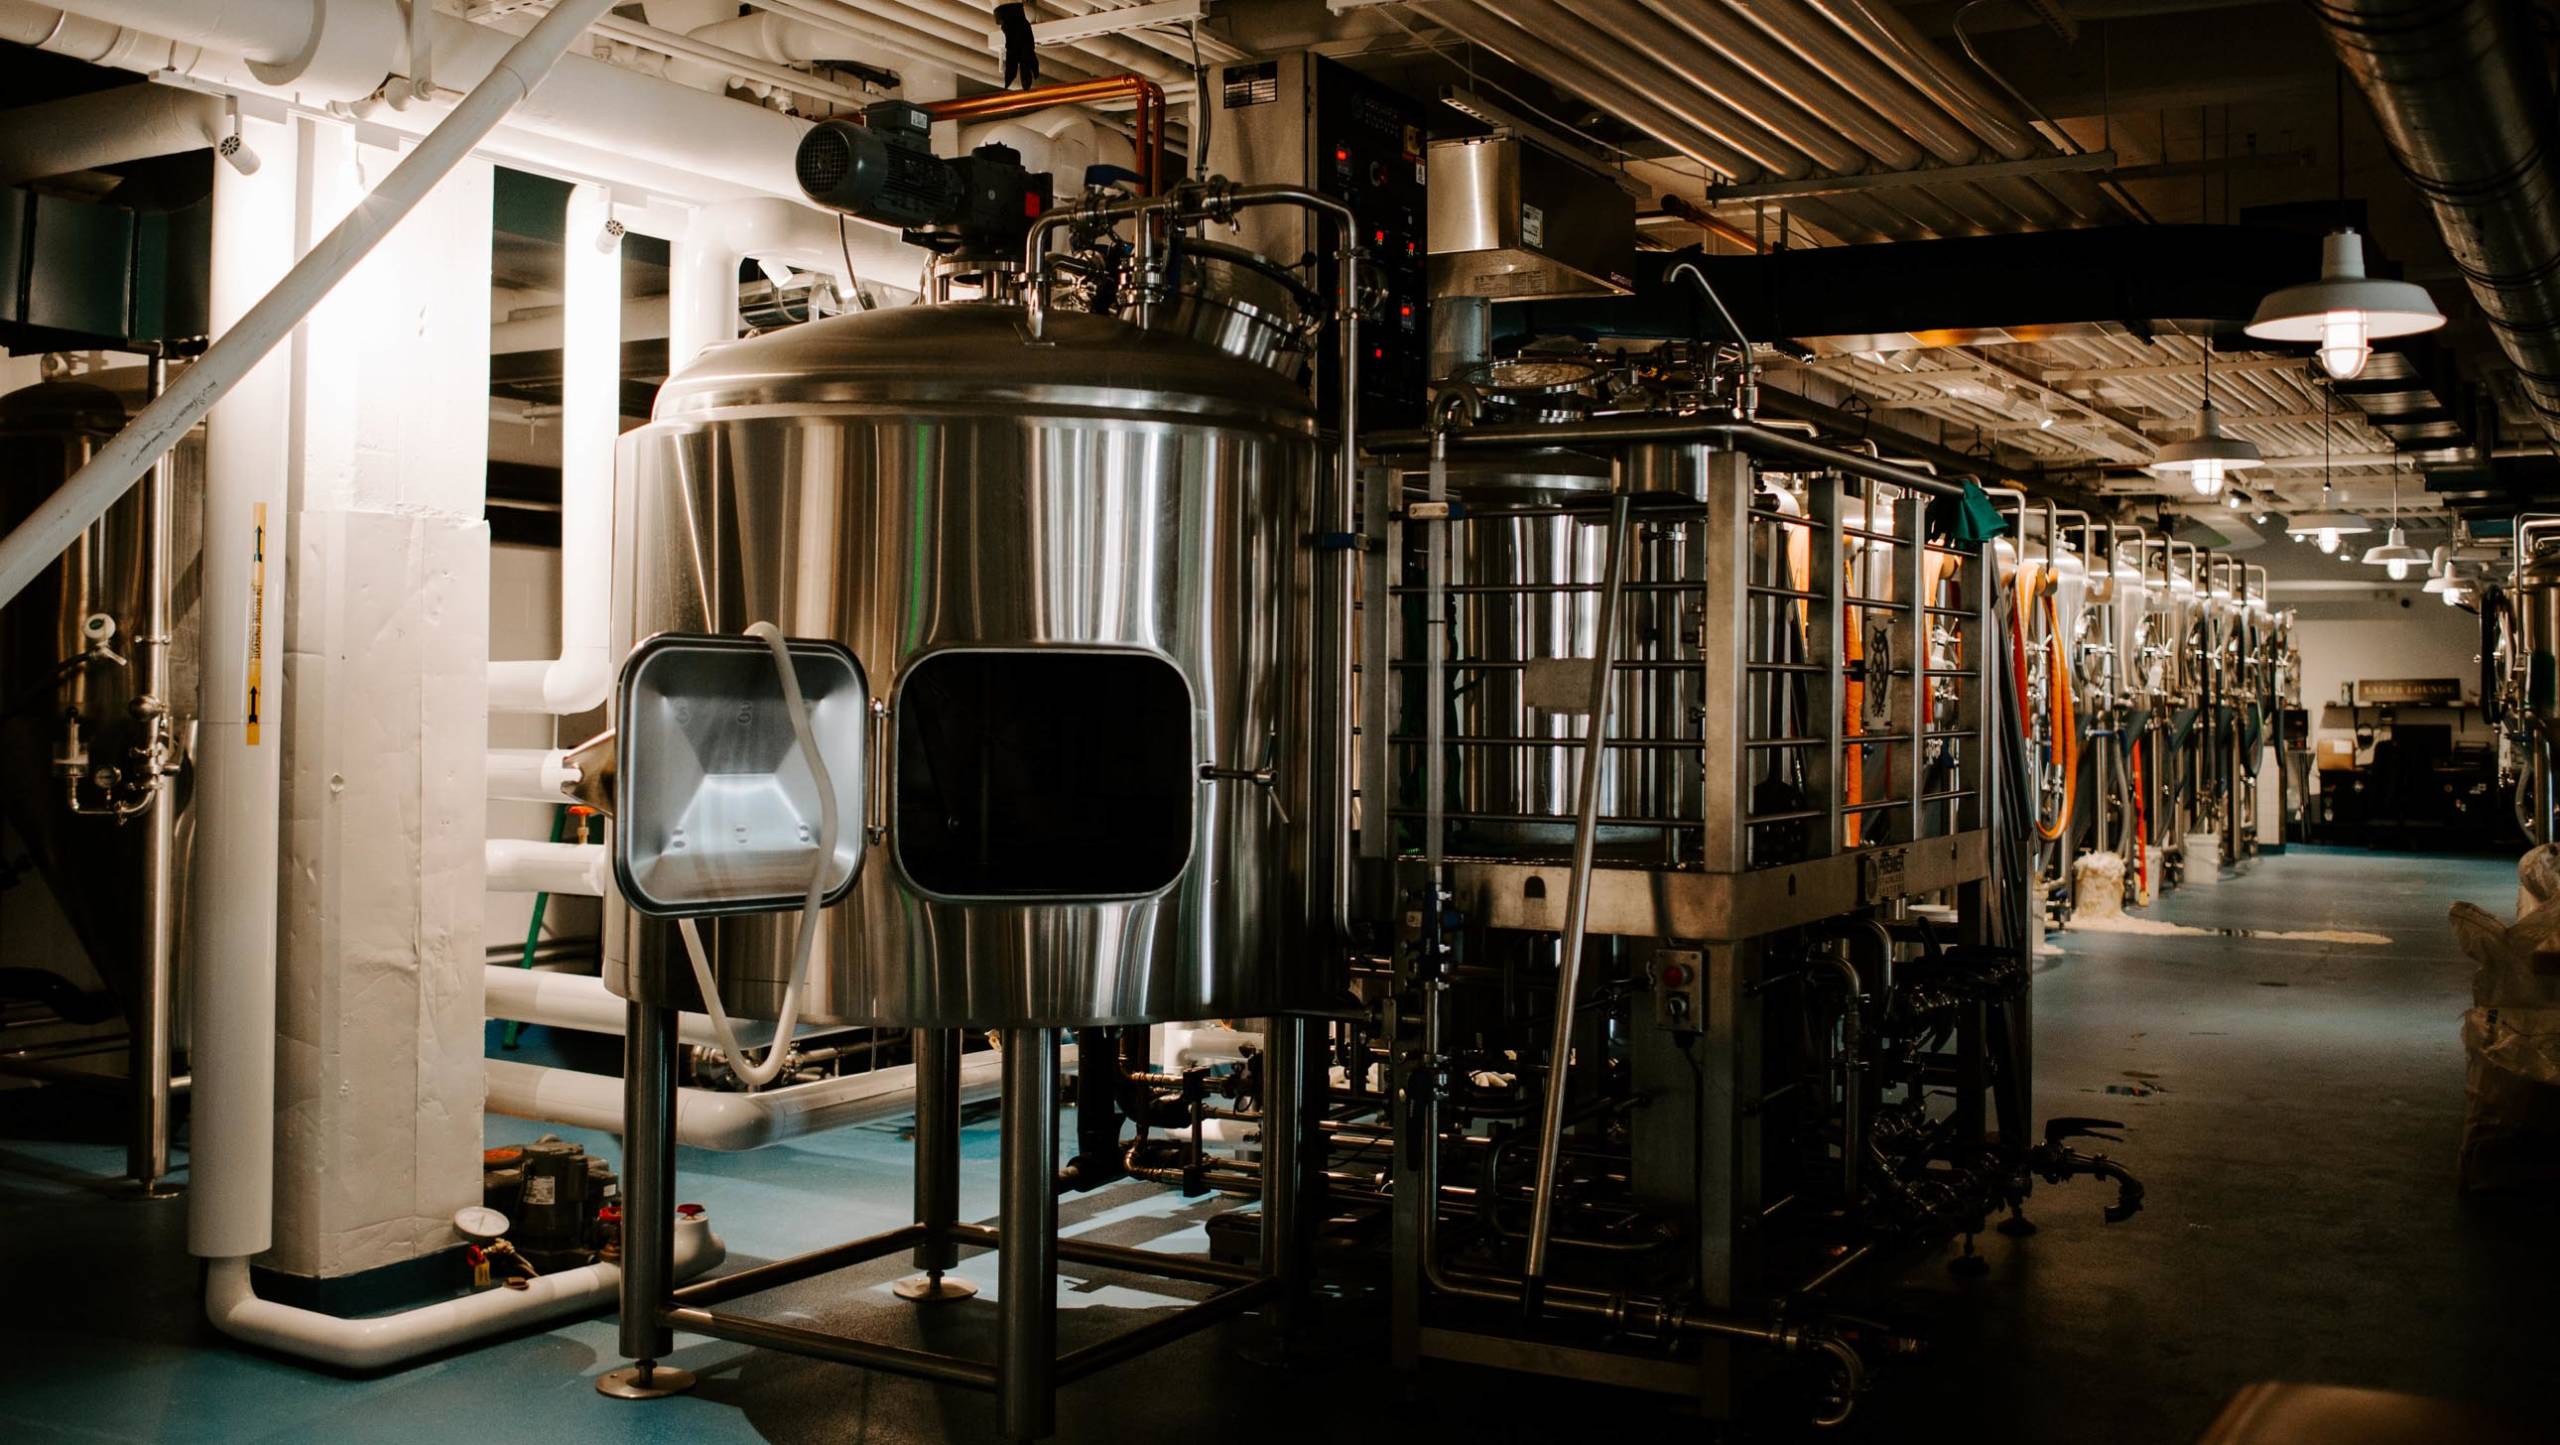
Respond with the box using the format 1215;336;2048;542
598;996;696;1400
997;1028;1059;1442
1259;1014;1308;1338
896;1027;977;1301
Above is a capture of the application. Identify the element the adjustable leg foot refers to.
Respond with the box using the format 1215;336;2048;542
1996;1207;2039;1237
893;1267;979;1301
596;1359;697;1400
1947;1234;1990;1277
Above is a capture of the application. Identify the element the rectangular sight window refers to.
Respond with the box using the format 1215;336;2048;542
894;649;1195;898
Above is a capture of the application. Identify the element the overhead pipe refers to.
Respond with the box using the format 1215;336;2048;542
0;85;229;189
1792;0;2115;222
1472;0;1817;181
1558;0;1987;238
0;0;625;613
1679;0;2078;228
2312;0;2560;441
7;0;818;205
36;0;406;100
920;77;1167;194
1411;1;1890;244
208;1211;723;1369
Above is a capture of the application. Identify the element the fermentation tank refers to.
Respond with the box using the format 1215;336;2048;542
0;379;199;1018
606;305;1318;1027
2518;539;2560;737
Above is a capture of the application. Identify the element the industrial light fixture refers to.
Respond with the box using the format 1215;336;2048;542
2283;381;2369;554
2244;229;2445;380
2358;461;2428;579
2245;74;2445;379
2286;511;2371;554
2146;339;2260;498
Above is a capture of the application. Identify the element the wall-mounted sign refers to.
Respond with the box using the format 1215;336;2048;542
2352;677;2462;706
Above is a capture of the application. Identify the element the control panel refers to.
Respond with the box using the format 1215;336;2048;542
1207;52;1432;431
1652;946;1704;1031
1311;59;1429;430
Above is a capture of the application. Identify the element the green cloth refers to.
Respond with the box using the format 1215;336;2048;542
1932;478;2008;549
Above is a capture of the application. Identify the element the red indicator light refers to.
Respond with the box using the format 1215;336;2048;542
1334;147;1349;163
1023;194;1043;217
1661;963;1692;988
1399;304;1412;317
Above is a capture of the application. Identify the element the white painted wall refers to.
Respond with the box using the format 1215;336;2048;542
268;127;493;1282
2292;600;2487;745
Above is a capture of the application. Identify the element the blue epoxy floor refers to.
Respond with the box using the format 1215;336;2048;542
3;847;2555;1444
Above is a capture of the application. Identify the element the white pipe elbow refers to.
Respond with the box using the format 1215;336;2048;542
487;648;613;716
203;1214;723;1370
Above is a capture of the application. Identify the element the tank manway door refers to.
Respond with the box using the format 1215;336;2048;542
892;647;1196;899
611;631;869;918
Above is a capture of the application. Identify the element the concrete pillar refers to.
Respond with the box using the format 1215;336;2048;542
267;122;493;1281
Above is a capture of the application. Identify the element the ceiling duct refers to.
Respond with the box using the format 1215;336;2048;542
2311;0;2560;444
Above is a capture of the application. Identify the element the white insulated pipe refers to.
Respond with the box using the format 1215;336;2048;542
0;85;228;188
485;1050;1010;1151
489;181;616;715
664;197;921;371
12;0;816;203
485;746;580;803
0;0;625;613
36;0;406;99
486;838;611;896
207;1209;724;1369
187;111;296;1263
483;964;816;1051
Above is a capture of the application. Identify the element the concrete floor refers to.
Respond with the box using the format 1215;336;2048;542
1;847;2552;1443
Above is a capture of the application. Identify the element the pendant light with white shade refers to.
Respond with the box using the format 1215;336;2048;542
2282;385;2370;553
2244;70;2445;379
2358;459;2430;579
2147;334;2261;498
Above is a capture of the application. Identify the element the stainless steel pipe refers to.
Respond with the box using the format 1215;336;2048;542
1519;491;1633;1303
128;350;177;1196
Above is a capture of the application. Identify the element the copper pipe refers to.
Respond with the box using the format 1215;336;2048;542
919;77;1165;194
1657;191;1762;253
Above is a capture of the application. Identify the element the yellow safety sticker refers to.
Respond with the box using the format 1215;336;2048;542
246;501;265;746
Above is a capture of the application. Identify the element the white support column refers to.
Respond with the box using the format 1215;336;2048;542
268;123;495;1283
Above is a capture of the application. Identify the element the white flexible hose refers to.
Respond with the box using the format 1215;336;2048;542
676;621;839;1089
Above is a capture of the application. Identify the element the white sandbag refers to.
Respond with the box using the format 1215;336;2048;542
2073;851;2127;921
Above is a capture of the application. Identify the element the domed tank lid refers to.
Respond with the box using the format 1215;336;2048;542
654;305;1314;434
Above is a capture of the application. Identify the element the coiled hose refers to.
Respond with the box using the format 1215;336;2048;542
2013;571;2077;841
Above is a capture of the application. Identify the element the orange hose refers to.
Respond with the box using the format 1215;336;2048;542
2033;585;2077;841
2130;735;2149;898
